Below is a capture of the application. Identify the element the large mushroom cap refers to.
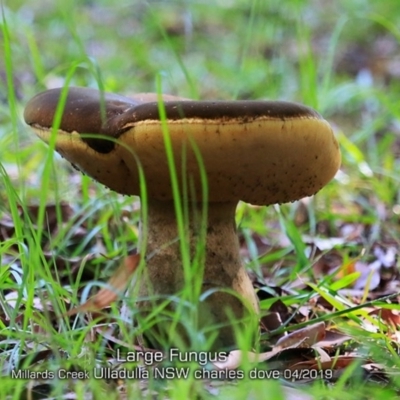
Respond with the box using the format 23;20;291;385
25;87;341;204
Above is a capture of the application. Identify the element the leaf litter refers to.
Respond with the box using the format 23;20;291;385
1;195;400;399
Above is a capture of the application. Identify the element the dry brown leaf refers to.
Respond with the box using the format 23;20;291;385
275;322;326;349
316;330;351;349
213;323;327;370
312;346;331;363
312;249;343;278
66;254;140;316
368;307;400;328
289;355;366;371
260;311;282;332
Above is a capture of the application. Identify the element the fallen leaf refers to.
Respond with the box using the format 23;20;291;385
275;322;326;349
316;330;351;349
288;355;366;372
260;311;282;332
213;323;327;370
354;260;381;291
374;246;397;268
66;254;140;316
368;307;400;328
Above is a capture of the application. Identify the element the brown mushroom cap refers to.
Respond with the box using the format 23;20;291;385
24;87;341;204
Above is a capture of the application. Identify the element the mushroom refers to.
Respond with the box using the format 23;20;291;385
24;87;341;349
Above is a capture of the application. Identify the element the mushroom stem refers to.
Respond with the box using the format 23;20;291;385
136;198;259;348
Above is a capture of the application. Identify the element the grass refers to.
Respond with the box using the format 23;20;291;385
1;0;400;398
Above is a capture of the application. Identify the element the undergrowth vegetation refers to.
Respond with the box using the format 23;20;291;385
1;0;400;399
